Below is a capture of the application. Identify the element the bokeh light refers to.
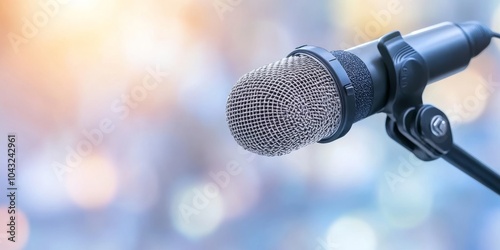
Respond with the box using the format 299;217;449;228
424;70;491;125
325;216;378;250
0;207;29;250
171;183;225;239
65;155;119;210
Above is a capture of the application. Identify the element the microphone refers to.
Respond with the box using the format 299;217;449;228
226;21;497;156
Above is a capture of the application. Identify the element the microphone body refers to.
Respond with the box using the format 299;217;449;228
347;21;492;117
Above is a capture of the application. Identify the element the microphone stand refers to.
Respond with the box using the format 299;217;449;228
378;31;500;195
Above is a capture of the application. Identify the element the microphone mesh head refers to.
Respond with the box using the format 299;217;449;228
226;54;342;156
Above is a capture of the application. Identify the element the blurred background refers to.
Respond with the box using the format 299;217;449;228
0;0;500;249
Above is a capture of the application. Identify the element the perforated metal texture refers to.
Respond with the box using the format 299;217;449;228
226;54;342;156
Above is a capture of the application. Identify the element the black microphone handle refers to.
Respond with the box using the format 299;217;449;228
345;21;493;116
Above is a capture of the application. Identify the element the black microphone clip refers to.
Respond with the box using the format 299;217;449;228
378;31;451;161
378;31;500;195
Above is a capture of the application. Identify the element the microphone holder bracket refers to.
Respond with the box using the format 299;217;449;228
378;31;500;195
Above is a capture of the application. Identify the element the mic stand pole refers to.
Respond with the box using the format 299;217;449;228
378;31;500;195
443;145;500;194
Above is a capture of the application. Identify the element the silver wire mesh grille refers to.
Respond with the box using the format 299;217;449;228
226;54;342;156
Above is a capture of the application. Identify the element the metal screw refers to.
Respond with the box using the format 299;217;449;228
430;115;448;137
